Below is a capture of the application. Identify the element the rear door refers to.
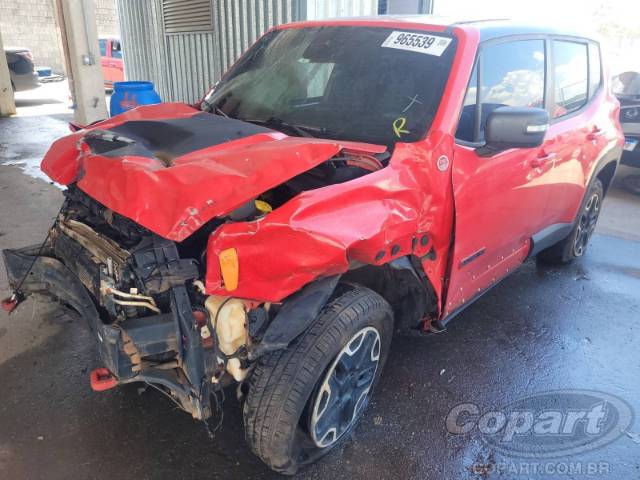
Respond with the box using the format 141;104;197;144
445;38;551;316
541;39;606;226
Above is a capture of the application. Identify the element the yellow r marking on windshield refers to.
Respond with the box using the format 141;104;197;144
393;117;410;138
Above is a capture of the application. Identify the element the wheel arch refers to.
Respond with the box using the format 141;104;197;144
340;256;438;332
595;159;618;195
591;142;622;195
252;256;437;359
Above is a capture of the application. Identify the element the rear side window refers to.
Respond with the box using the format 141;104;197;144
588;44;602;99
552;41;588;118
111;40;122;59
456;39;545;142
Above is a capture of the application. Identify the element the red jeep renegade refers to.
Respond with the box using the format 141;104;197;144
2;17;623;474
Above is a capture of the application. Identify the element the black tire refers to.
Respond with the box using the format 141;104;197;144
243;285;394;475
538;178;604;265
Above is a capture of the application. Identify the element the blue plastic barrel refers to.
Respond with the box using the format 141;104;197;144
37;67;52;77
110;81;161;116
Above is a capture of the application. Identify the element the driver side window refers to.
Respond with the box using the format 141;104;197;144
456;39;546;142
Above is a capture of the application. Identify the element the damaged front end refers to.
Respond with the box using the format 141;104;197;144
3;186;327;420
1;103;400;421
2;95;449;425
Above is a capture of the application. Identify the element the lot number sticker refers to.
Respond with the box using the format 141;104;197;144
381;31;452;56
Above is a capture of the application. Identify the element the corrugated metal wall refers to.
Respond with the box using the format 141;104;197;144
116;0;379;104
116;0;173;101
165;32;218;103
213;0;302;75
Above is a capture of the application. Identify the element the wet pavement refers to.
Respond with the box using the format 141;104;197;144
0;110;639;479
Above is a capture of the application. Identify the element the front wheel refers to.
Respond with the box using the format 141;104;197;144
243;285;394;475
538;178;604;265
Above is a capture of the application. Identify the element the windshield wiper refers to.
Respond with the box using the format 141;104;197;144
240;117;325;138
214;106;228;118
202;91;232;118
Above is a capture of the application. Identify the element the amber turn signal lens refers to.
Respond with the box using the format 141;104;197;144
219;248;239;291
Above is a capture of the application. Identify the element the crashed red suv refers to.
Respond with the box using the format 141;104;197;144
2;18;623;474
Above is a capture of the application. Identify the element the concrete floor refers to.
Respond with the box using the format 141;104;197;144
0;101;639;479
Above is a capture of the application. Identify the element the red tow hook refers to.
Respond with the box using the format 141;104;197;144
1;293;23;314
90;368;119;391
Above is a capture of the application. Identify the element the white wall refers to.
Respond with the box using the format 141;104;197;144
304;0;378;20
386;0;428;14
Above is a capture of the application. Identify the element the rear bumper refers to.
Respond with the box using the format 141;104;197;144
2;245;212;419
621;134;640;168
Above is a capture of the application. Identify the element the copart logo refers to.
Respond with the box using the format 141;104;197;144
446;390;634;458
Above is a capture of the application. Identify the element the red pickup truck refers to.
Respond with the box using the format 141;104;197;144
98;36;124;88
2;17;623;474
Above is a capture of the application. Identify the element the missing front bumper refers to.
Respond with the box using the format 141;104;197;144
2;245;213;420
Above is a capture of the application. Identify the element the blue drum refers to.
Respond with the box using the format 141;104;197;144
110;81;161;116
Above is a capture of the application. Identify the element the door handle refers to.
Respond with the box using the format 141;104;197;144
587;127;603;141
531;152;557;168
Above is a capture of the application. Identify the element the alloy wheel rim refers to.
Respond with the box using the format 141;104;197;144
573;193;600;257
309;326;381;448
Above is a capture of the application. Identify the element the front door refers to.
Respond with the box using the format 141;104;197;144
444;38;551;316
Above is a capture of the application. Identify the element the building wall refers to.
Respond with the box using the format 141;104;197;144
304;0;378;20
384;0;432;14
0;0;64;72
95;0;118;36
116;0;171;100
0;0;118;74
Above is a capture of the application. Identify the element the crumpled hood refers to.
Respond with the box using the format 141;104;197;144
42;103;385;241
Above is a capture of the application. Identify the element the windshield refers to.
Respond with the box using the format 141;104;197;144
202;26;456;146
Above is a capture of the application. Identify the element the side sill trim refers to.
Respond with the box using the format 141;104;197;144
527;222;573;259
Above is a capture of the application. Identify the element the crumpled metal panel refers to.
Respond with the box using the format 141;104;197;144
39;101;452;307
40;103;386;242
205;136;455;304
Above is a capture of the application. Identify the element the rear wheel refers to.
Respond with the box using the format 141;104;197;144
538;179;604;265
243;286;393;475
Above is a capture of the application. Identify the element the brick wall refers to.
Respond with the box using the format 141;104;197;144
0;0;117;74
95;0;118;36
0;0;64;72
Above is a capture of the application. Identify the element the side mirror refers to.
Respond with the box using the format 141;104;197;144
476;106;549;157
